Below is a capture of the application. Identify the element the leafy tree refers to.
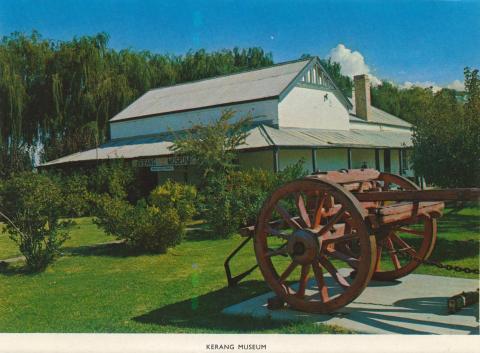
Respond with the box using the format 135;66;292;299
172;110;253;237
371;81;434;124
172;111;308;237
412;68;479;187
172;110;253;182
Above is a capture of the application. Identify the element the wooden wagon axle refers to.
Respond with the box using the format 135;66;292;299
353;188;480;202
224;169;479;314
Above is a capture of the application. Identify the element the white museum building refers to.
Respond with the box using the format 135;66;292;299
42;57;414;184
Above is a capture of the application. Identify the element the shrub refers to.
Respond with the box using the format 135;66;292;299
0;172;70;271
58;172;92;217
89;160;137;200
94;195;184;253
203;161;307;238
149;180;197;222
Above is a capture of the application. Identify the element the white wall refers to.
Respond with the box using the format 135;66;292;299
110;99;278;139
315;148;348;171
278;86;350;130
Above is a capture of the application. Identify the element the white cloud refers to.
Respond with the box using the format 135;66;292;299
400;81;442;93
327;43;465;92
328;44;381;86
400;79;465;92
446;79;465;91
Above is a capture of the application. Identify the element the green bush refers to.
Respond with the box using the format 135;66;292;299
203;161;307;238
0;172;70;271
149;180;197;222
58;172;92;217
89;160;137;200
94;195;184;253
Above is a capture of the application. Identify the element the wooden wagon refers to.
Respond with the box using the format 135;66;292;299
224;169;480;313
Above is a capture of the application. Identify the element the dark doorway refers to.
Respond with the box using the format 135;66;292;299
384;149;391;172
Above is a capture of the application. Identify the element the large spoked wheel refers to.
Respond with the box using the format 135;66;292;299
372;216;437;281
371;173;437;281
254;178;376;314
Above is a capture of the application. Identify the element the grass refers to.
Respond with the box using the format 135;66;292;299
0;206;478;333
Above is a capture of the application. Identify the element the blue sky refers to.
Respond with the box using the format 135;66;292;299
0;0;478;89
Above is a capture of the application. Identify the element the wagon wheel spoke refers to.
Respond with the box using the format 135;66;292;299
312;193;326;229
318;256;350;289
279;261;298;284
336;242;357;258
385;236;401;270
296;265;310;298
275;204;302;230
316;207;346;237
312;260;329;302
398;227;425;237
390;232;417;258
321;232;359;245
266;243;288;257
295;193;311;228
266;225;290;240
325;248;359;269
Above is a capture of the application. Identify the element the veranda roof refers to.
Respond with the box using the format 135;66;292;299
40;125;412;167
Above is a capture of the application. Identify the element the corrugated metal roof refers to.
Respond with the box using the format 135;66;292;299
110;59;311;122
349;97;412;127
257;125;412;148
41;125;411;167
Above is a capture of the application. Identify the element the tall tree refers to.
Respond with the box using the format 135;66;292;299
412;68;479;187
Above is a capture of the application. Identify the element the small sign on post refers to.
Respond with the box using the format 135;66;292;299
150;165;174;172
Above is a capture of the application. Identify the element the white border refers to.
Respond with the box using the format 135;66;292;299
0;334;479;353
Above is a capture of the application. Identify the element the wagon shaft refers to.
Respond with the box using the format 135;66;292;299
354;188;480;202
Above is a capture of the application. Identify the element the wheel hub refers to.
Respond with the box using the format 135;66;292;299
287;229;319;265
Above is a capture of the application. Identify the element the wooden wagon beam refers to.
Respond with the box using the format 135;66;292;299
353;188;480;202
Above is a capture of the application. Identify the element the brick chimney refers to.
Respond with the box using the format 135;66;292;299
354;74;372;121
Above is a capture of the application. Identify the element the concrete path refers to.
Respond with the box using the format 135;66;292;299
223;271;479;334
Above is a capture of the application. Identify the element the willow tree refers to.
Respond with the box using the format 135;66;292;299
0;31;51;177
0;31;275;176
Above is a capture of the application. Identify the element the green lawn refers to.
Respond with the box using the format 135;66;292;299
0;206;478;333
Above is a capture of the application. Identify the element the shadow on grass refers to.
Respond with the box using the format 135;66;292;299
0;263;29;276
63;242;156;258
184;225;228;242
429;238;479;262
133;280;286;332
438;210;480;234
397;237;479;262
0;261;45;277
